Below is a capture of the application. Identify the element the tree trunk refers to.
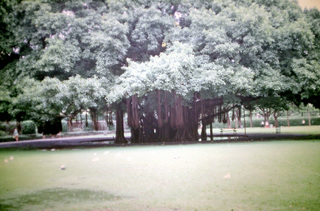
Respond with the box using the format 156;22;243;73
121;92;227;143
80;110;83;129
115;108;126;143
157;91;171;142
201;122;207;141
131;128;140;143
307;104;311;126
243;106;247;135
209;104;214;141
175;94;184;129
157;90;163;128
108;111;113;127
265;114;270;127
105;107;113;128
67;117;73;132
210;120;213;141
261;108;271;128
287;110;290;127
127;95;141;143
235;113;238;129
227;112;231;129
132;94;140;128
16;120;22;134
127;98;133;128
236;106;242;128
274;112;279;127
201;99;207;141
90;109;99;131
164;91;169;124
218;106;222;122
187;93;200;142
68;110;80;132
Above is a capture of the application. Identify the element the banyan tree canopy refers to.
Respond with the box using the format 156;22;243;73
0;0;319;142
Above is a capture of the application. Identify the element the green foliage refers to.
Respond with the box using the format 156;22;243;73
255;96;289;112
0;124;7;136
61;120;67;132
1;0;320;137
35;39;81;73
111;42;196;100
22;120;36;134
0;122;16;136
9;75;108;127
0;86;13;121
243;117;320;127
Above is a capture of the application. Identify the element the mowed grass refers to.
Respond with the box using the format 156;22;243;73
1;141;320;210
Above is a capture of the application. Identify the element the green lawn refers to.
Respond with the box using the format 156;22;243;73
1;141;320;210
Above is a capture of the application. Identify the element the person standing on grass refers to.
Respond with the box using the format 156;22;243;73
13;128;19;141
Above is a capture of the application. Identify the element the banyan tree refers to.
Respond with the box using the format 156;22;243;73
1;0;319;140
110;42;255;143
108;0;319;144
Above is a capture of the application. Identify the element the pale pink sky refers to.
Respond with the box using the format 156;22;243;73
298;0;320;9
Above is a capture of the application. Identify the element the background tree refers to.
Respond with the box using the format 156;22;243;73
255;97;289;127
12;75;107;134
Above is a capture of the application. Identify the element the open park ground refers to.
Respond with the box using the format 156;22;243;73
1;133;320;210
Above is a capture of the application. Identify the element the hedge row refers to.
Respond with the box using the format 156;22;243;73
209;117;320;128
0;121;37;135
245;117;320;127
1;117;319;136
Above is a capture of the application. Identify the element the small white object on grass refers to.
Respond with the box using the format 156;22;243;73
4;159;8;163
60;165;66;170
224;173;231;179
91;157;100;162
51;149;56;152
9;156;14;160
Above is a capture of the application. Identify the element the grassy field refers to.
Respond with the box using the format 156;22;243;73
1;141;320;210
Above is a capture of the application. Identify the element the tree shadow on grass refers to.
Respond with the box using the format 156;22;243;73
0;188;121;210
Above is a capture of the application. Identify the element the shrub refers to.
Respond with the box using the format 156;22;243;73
0;124;6;136
22;120;36;134
0;123;6;131
0;122;16;135
244;117;320;127
206;117;320;129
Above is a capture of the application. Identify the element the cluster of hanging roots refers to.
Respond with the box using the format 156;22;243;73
115;90;243;143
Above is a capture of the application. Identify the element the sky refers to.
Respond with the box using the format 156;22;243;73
298;0;320;9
